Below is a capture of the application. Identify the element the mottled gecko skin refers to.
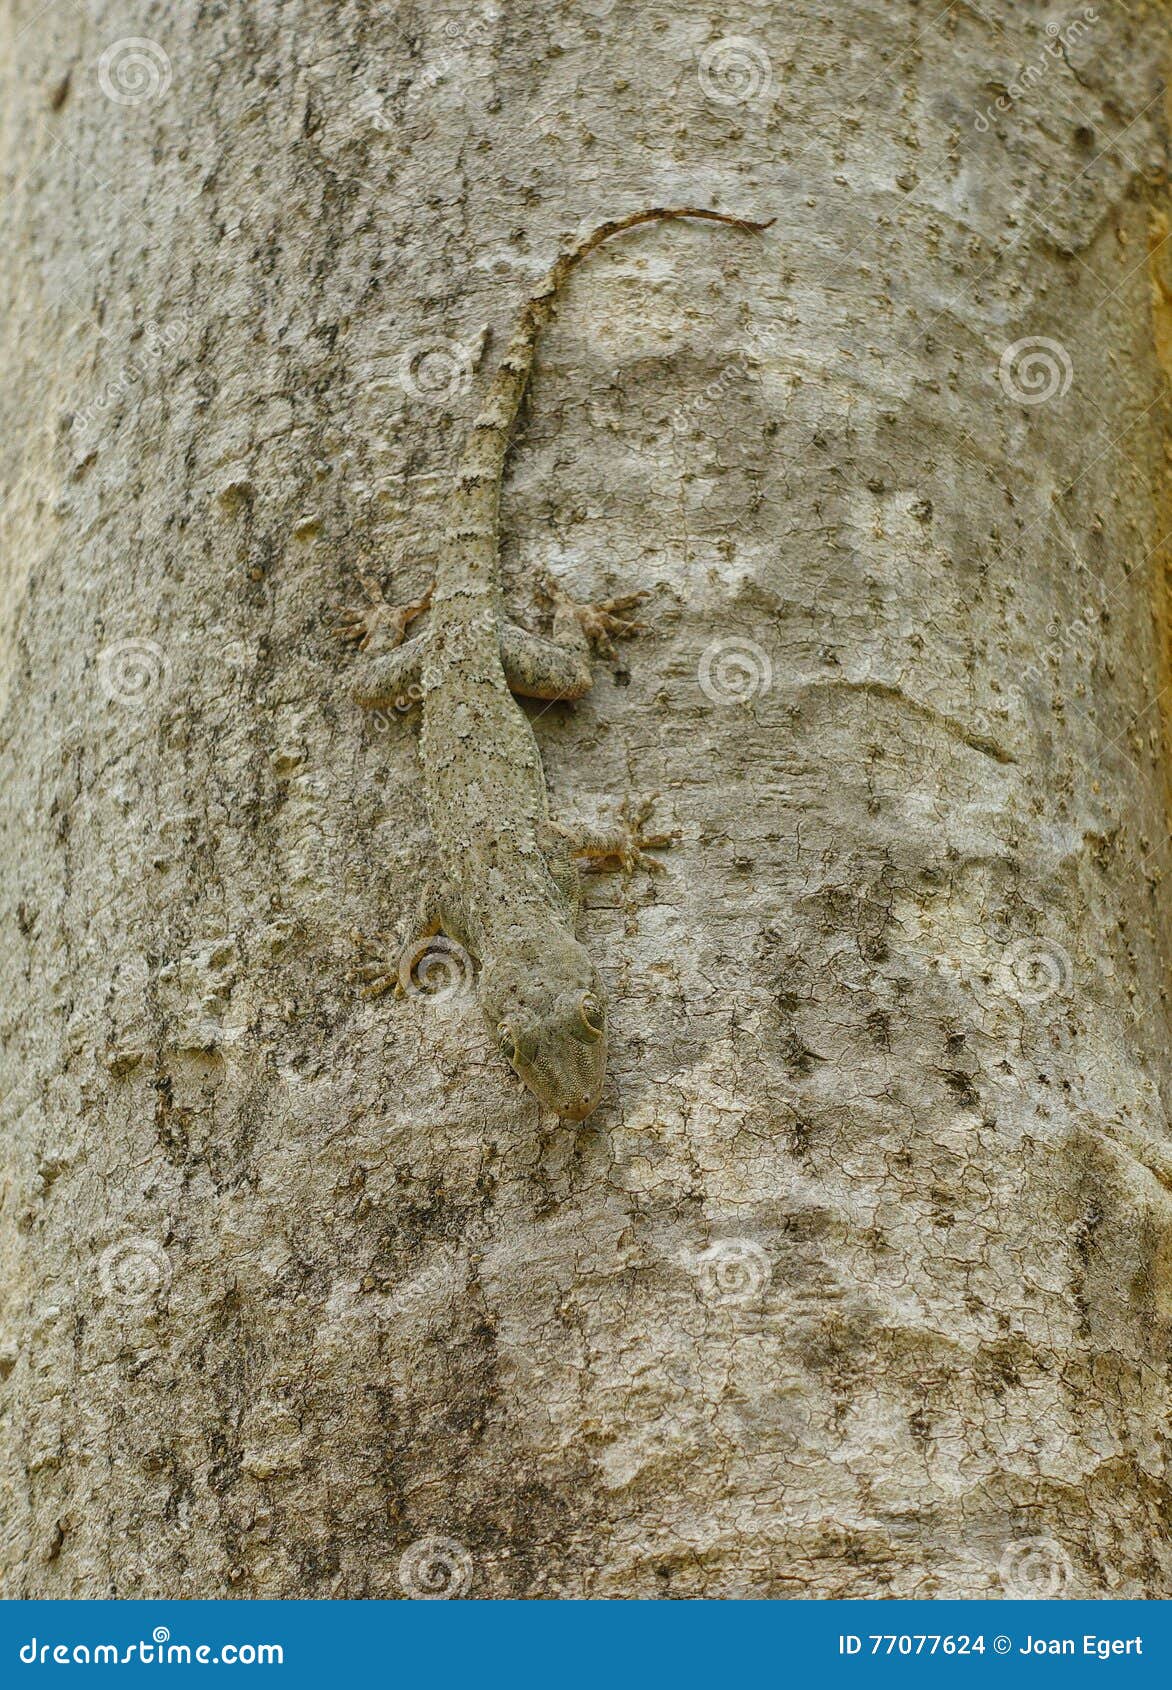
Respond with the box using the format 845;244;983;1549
345;207;772;1121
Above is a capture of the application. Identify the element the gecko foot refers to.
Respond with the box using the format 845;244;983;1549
610;793;680;873
563;795;681;875
347;928;401;999
336;574;433;651
538;571;650;660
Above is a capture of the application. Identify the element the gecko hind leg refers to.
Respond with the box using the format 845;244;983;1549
500;622;594;701
350;633;431;712
348;881;443;999
349;882;473;1000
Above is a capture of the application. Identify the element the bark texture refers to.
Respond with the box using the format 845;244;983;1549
4;0;1172;1599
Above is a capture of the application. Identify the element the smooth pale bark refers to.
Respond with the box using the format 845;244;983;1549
2;0;1172;1599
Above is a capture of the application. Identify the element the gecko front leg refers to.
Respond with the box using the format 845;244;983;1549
499;622;592;701
336;573;433;651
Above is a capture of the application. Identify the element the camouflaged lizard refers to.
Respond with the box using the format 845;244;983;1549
341;207;772;1121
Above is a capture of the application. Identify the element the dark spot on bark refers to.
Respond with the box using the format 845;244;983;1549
943;1069;979;1107
866;1008;891;1049
785;1115;815;1159
976;1337;1025;1396
1071;1199;1104;1265
780;1031;826;1076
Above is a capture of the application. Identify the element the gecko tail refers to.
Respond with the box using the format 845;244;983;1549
561;207;775;263
452;205;772;501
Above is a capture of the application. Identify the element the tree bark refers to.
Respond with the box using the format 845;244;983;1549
3;0;1172;1600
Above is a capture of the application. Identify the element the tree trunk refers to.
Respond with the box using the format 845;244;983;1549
3;0;1172;1600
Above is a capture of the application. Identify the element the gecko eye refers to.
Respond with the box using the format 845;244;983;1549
497;1023;517;1064
579;993;605;1038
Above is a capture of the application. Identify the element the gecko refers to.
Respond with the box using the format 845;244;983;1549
340;206;772;1122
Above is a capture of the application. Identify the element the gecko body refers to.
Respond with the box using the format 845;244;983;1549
345;207;772;1120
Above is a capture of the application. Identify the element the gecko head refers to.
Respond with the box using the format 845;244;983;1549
480;936;607;1122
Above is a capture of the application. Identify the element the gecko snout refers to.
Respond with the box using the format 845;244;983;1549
560;1087;603;1124
481;948;608;1121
